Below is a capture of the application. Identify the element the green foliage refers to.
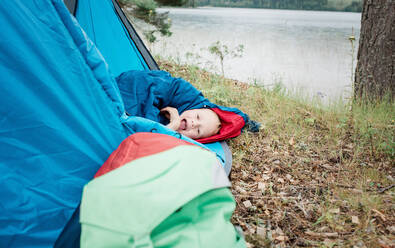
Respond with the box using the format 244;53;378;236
344;1;362;12
118;0;133;6
352;99;395;159
208;41;244;76
134;0;157;11
327;0;362;11
143;30;157;43
122;0;172;43
155;0;188;6
194;0;362;12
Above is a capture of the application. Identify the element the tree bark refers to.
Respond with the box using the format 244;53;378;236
354;0;395;101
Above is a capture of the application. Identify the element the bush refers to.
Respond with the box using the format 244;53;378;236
121;0;172;43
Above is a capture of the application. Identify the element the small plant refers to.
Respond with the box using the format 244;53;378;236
208;41;244;76
134;0;157;11
184;46;202;65
349;27;356;96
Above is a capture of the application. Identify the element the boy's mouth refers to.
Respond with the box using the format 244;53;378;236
180;119;187;130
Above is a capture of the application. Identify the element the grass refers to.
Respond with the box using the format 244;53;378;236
158;58;395;248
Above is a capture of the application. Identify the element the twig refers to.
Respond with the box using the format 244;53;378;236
233;194;299;199
305;231;338;238
335;184;355;189
371;208;387;222
335;184;374;192
294;200;310;219
378;184;395;193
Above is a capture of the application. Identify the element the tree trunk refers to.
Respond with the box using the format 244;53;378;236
354;0;395;101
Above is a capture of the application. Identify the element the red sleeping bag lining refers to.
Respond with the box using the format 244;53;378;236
94;133;194;178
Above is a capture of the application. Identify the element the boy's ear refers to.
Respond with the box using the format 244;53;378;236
216;123;222;134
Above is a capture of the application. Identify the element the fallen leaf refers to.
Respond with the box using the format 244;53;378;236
248;227;256;234
256;226;266;237
320;163;336;171
275;235;287;241
275;227;284;235
243;200;252;208
352;216;360;224
279;191;288;196
345;143;354;149
258;182;266;190
329;208;340;214
289;137;295;146
235;186;247;194
354;240;367;248
262;174;271;180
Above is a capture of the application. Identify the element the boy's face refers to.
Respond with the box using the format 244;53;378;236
177;109;221;140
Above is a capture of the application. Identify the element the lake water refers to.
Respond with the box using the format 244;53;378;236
152;7;361;100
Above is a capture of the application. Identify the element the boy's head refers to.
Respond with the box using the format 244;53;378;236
177;108;221;140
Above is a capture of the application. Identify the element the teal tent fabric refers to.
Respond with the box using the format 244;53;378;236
76;0;149;76
0;0;130;246
0;0;234;247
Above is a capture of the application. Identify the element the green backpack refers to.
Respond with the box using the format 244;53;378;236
79;133;246;248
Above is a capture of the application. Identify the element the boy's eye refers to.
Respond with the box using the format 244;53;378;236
197;114;200;120
198;129;200;135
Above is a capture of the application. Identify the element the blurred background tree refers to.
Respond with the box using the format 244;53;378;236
118;0;362;44
155;0;188;6
119;0;172;43
186;0;362;12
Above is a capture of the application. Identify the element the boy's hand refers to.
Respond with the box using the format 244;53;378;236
160;107;181;131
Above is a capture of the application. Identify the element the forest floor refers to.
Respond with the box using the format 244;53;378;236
159;59;394;248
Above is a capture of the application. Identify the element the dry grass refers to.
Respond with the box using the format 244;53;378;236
158;59;395;248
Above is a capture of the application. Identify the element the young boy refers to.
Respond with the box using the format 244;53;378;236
116;70;259;143
160;107;221;140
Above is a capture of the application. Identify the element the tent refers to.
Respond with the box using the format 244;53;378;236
63;0;232;171
0;0;237;247
66;0;158;74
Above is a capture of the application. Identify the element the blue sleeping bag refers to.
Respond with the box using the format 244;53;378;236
116;70;257;144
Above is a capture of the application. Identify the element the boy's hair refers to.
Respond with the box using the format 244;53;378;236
195;108;245;144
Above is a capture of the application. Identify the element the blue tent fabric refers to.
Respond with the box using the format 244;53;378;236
0;3;226;246
76;0;149;76
0;1;233;247
0;0;130;246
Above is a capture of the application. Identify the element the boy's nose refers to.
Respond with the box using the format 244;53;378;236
191;119;200;129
